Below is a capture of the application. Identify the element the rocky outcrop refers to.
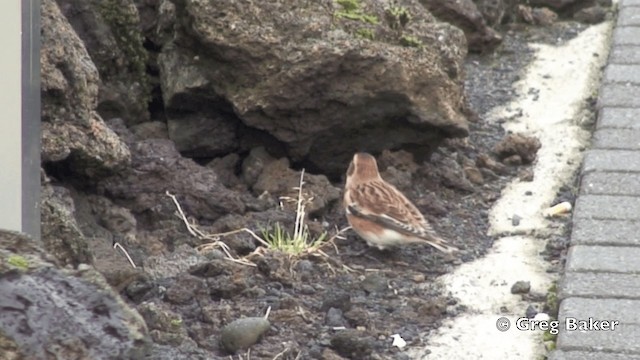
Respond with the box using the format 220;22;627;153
0;230;150;359
153;0;470;175
32;0;557;358
40;0;133;267
40;177;93;266
55;0;151;124
41;0;131;179
98;127;247;224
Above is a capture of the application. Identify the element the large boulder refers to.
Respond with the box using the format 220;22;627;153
41;0;131;179
155;0;470;176
0;230;150;359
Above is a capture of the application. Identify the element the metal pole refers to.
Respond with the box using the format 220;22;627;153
22;0;41;241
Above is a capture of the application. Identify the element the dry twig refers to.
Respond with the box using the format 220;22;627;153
166;169;352;269
113;242;137;268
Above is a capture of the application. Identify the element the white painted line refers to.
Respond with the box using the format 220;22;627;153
410;21;614;360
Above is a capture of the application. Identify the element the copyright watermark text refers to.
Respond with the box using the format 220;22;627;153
495;317;620;335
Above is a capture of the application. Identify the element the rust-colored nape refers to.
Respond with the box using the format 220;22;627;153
352;152;380;181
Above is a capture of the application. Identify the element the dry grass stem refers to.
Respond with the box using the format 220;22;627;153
167;191;257;267
113;242;137;268
167;169;351;268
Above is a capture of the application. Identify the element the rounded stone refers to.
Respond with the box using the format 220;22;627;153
220;317;270;353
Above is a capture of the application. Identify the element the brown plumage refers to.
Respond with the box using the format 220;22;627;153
344;152;457;253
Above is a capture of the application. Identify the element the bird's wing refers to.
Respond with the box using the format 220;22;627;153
346;203;420;237
346;180;438;240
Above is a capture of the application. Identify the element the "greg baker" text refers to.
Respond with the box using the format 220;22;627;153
565;317;619;331
516;317;620;335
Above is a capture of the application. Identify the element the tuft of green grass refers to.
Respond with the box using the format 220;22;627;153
541;282;559;356
336;0;359;12
545;282;559;318
385;6;411;29
336;11;379;24
261;222;327;255
544;336;556;352
356;28;375;40
543;329;556;342
335;0;379;24
261;169;328;255
400;35;423;48
7;255;29;270
175;165;347;265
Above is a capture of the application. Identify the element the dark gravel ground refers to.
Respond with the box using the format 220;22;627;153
137;21;591;360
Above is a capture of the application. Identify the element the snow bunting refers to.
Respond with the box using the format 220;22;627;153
344;152;458;253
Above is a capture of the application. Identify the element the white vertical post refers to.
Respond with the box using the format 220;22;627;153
0;0;40;239
0;1;23;233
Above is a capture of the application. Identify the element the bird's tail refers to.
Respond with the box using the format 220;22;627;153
422;236;458;254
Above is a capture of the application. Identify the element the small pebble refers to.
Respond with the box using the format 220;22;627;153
464;166;484;185
512;214;522;226
503;154;522;166
525;305;538;318
361;274;388;294
300;284;315;294
519;169;534;182
511;281;531;294
202;249;226;260
321;290;351;312
325;307;346;327
330;329;374;358
220;317;270;353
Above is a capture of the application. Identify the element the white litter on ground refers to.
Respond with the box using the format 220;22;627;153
409;20;613;360
392;333;408;349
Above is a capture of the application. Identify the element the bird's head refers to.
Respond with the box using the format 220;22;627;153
346;152;381;185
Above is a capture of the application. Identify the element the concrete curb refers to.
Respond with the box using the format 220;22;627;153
552;1;640;358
